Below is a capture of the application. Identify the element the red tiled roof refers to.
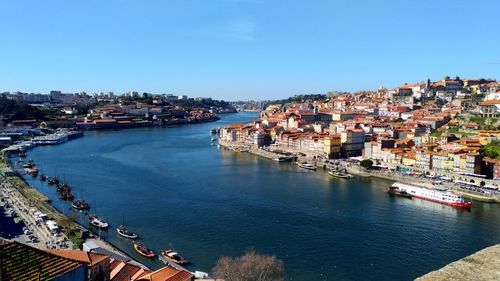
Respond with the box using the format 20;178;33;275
110;260;151;281
480;99;500;106
138;266;193;281
45;249;108;266
0;239;83;280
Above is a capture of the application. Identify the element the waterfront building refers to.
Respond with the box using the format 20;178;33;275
340;129;365;158
483;157;500;180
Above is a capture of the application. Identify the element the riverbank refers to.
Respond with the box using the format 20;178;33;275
219;140;500;203
0;152;148;269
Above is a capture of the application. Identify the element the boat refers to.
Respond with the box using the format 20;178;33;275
133;242;155;258
273;156;295;162
296;162;316;170
89;215;109;229
116;225;138;239
40;174;47;181
390;182;472;208
328;170;352;179
59;191;74;201
19;151;27;158
72;200;90;211
160;249;190;265
47;177;59;185
386;185;414;199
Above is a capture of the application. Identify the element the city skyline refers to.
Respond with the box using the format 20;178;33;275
1;0;499;100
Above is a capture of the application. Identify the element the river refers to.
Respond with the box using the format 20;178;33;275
18;112;500;281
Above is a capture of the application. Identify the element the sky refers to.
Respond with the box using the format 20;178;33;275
0;0;499;101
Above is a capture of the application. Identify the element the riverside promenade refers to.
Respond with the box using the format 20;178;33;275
0;177;71;249
219;140;500;203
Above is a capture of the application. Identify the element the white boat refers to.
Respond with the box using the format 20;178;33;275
328;170;352;179
391;182;472;208
32;133;68;145
89;215;109;229
296;162;316;170
116;225;138;239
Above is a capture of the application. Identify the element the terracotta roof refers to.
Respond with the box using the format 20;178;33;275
0;239;83;281
480;99;500;106
110;259;151;281
45;249;108;266
138;266;193;281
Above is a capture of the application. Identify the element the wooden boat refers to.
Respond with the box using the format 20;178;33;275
328;170;352;179
72;200;90;211
59;191;74;201
273;156;295;162
116;225;138;239
133;242;155;258
296;162;316;170
160;249;190;265
47;177;59;185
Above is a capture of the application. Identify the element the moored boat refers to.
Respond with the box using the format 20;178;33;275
390;182;472;208
116;225;138;239
296;162;316;170
72;200;90;211
133;242;155;258
89;215;109;229
40;174;47;181
273;155;295;162
159;249;190;265
328;170;352;179
47;177;59;185
386;185;414;199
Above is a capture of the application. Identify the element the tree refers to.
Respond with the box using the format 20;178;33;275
360;159;374;169
212;250;285;281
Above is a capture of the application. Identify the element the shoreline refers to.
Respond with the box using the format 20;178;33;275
0;152;149;269
218;140;500;203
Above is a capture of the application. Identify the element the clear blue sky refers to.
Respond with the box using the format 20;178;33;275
1;0;499;100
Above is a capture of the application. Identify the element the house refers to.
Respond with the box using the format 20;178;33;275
0;239;107;281
479;99;500;118
340;129;365;157
483;157;500;180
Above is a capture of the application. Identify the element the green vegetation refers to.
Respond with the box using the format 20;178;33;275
360;159;374;169
0;153;8;168
268;94;328;105
483;142;500;160
0;96;45;120
431;130;443;137
172;98;233;110
66;229;85;250
467;116;500;130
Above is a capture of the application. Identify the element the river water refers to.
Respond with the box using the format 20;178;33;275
18;112;500;280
